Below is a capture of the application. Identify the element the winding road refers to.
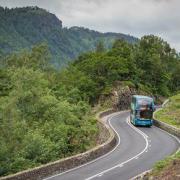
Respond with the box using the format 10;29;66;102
45;111;179;180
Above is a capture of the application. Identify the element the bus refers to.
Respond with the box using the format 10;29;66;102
130;95;155;127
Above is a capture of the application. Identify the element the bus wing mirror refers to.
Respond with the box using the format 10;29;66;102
154;105;157;111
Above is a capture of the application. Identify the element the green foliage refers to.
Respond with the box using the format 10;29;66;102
96;41;106;53
0;33;179;177
0;69;12;96
3;43;51;71
0;44;98;177
154;94;180;128
151;151;180;175
71;51;132;103
134;35;180;96
69;35;179;104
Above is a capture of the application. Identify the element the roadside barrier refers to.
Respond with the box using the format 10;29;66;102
0;109;117;180
153;119;180;138
153;100;180;138
2;101;179;180
131;100;180;180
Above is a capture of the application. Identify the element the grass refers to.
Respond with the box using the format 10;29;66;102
148;151;180;179
154;94;180;128
153;151;180;172
147;94;180;179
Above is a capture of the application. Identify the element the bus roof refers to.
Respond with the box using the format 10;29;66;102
132;95;153;101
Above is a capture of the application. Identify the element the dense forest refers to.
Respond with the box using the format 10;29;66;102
0;6;138;68
0;34;179;177
0;44;98;176
70;35;180;101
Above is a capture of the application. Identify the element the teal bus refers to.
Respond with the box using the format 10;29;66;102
130;95;155;127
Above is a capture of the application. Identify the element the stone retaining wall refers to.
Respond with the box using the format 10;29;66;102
132;119;180;180
0;109;117;180
132;106;180;180
153;119;180;138
131;170;152;180
153;103;180;139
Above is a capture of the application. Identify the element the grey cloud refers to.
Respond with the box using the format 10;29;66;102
0;0;179;51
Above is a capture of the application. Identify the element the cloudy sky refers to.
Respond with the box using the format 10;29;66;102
1;0;180;51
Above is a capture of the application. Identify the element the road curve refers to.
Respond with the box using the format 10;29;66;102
45;111;179;180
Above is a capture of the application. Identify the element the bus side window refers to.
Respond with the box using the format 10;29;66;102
133;98;136;109
131;97;136;115
131;103;133;114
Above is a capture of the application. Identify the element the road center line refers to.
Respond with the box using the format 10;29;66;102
44;111;123;180
85;117;149;180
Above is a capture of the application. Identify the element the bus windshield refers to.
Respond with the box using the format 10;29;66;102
137;99;152;109
137;98;153;119
131;95;154;125
139;110;153;119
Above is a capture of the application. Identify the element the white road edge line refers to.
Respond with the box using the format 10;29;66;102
154;126;180;152
130;125;180;180
85;117;149;180
44;111;123;180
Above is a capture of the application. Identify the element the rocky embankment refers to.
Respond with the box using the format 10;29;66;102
100;82;164;111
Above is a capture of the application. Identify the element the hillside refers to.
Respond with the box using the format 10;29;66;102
0;34;179;177
0;6;138;67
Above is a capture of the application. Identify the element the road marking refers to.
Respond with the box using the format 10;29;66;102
41;110;179;180
85;117;149;180
130;123;180;180
44;111;124;180
154;126;180;152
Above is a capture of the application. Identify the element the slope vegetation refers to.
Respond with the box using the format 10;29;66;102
0;35;179;177
147;94;180;180
154;94;180;128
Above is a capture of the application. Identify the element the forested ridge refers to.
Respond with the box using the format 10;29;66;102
0;24;180;177
0;6;137;68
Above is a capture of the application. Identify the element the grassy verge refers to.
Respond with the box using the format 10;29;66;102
146;94;180;179
154;94;180;128
147;152;180;179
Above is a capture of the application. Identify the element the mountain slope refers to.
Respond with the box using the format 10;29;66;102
0;6;138;67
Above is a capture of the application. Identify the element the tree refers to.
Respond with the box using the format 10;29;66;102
0;44;98;177
96;41;105;53
4;43;51;71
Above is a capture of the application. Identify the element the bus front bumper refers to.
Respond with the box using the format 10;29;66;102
135;119;153;126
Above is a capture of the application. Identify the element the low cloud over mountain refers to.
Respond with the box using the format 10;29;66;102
1;0;179;51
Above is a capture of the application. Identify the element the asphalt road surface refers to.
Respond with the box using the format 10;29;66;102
45;111;179;180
